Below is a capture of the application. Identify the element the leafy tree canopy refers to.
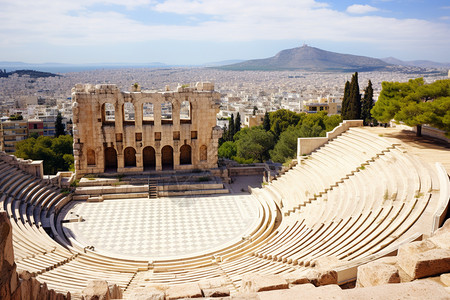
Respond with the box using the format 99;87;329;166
371;78;450;136
218;141;237;159
15;135;74;174
234;127;275;162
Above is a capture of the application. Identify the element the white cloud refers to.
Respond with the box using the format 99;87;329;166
0;0;449;62
346;4;379;14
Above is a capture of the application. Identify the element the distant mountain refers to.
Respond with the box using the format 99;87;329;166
0;69;61;78
218;45;390;72
381;57;450;69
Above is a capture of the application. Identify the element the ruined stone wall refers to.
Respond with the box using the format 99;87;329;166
72;82;221;176
0;212;70;299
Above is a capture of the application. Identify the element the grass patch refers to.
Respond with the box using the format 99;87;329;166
378;134;384;137
60;188;71;195
70;179;79;187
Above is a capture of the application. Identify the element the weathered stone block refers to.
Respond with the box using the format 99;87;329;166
356;260;400;287
166;283;202;299
440;273;450;286
126;286;165;300
240;273;288;293
429;219;450;249
82;280;111;300
282;269;319;285
198;278;230;297
398;239;450;279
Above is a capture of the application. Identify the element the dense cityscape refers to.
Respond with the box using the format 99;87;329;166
0;66;447;152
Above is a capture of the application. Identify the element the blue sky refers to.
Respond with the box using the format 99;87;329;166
0;0;449;65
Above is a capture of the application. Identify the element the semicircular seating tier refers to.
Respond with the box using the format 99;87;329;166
0;126;448;298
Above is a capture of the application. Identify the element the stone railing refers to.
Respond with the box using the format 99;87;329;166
296;120;363;159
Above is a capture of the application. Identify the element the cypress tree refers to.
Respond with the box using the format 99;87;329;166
263;112;271;131
235;112;241;134
348;72;361;119
361;80;374;125
228;114;235;141
341;81;351;119
55;112;65;137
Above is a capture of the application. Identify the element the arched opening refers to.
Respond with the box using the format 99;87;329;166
124;147;136;167
161;145;173;170
123;102;135;124
199;145;207;161
87;149;96;166
104;147;117;172
102;103;115;123
180;99;191;123
180;144;192;165
161;102;173;124
143;146;156;170
143;103;154;124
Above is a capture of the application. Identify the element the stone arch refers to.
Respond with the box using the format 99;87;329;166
199;145;207;161
102;103;115;123
104;147;117;172
124;147;136;167
161;145;174;170
87;148;96;166
143;146;156;170
180;144;192;165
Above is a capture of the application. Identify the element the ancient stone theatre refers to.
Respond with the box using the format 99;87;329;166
71;82;222;176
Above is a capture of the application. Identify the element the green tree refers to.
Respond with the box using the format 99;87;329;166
219;124;228;146
55;112;65;137
323;114;343;132
348;72;361;119
253;106;257;115
263;112;271;131
371;78;450;137
341;81;351;119
15;135;74;174
235;112;241;134
234;127;275;162
269;109;302;134
270;124;326;163
361;80;374;125
218;141;237;159
228;114;235;141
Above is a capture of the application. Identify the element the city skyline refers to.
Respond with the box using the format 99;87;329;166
1;0;450;65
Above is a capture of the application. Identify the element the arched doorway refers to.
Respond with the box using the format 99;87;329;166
124;147;136;167
104;147;117;172
180;144;192;165
143;146;156;170
161;145;173;170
